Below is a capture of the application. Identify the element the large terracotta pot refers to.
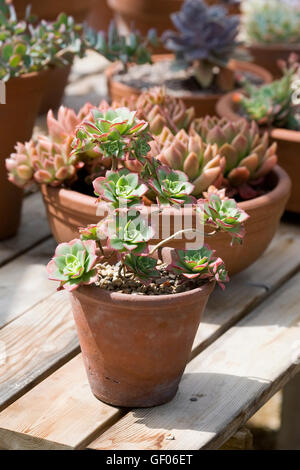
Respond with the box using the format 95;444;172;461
105;54;272;117
41;165;290;275
13;0;94;22
216;91;299;213
40;64;72;114
1;70;49;239
246;43;300;80
70;260;214;407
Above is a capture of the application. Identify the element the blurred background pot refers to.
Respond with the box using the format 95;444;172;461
246;43;300;80
105;54;272;117
0;70;49;239
70;258;214;407
217;91;299;213
40;64;72;114
41;165;290;275
13;0;95;22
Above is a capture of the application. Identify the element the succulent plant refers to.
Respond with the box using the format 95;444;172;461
93;169;148;209
106;211;155;254
167;246;229;289
148;165;196;206
191;116;278;191
197;193;249;245
124;254;159;282
242;0;300;45
6;140;36;187
118;87;195;135
47;103;94;144
71;107;152;164
162;0;240;89
79;224;99;241
84;20;158;72
233;55;300;130
46;239;99;291
156;127;225;197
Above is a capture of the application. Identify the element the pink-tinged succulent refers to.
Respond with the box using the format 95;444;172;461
93;169;148;209
47;239;99;291
32;135;79;186
124;254;159;283
156;127;225;197
71;107;151;161
47;103;95;144
167;246;229;290
148;165;196;206
118;87;195;135
79;224;100;241
197;193;250;245
6;140;36;187
191;117;278;190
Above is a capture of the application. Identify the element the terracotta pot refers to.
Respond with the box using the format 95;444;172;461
246;43;300;80
41;165;290;275
13;0;94;22
86;0;114;31
107;0;183;46
206;0;240;15
105;54;273;117
0;70;49;239
216;91;299;213
40;64;72;114
70;256;214;407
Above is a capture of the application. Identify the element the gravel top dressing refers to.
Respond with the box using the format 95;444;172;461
114;60;264;97
95;260;205;295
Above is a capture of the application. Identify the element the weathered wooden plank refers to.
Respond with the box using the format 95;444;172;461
88;271;300;450
0;355;123;450
0;223;299;449
0;238;57;329
0;192;51;267
0;291;79;411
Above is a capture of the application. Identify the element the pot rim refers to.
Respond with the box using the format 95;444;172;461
105;53;273;100
246;42;300;52
72;277;215;307
41;165;290;215
216;90;300;143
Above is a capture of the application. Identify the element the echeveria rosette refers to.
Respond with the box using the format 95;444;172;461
46;239;99;291
71;107;152;161
106;211;155;254
93;169;148;209
197;194;249;245
79;224;100;241
124;254;159;283
167;246;229;289
149;166;196;207
6;140;36;187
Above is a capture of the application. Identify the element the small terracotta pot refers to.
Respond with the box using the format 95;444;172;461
13;0;94;22
0;70;49;239
245;43;300;80
105;54;272;117
70;256;215;407
39;64;72;115
216;91;299;213
41;165;290;275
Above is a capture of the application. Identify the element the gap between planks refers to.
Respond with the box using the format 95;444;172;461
0;226;299;449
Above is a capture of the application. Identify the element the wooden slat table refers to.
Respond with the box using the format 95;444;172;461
0;191;299;450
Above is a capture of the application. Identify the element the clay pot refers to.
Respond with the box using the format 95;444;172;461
105;54;273;117
206;0;240;15
70;256;214;407
13;0;94;22
40;64;72;114
107;0;183;42
86;0;114;31
246;43;300;80
216;91;299;213
0;70;49;239
41;165;290;275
